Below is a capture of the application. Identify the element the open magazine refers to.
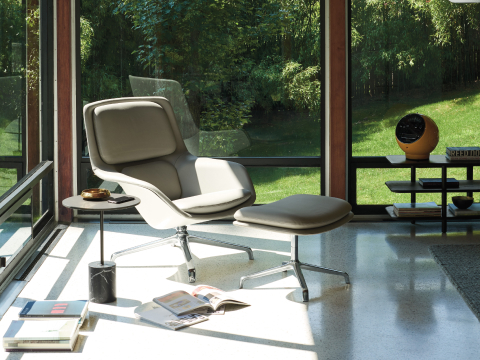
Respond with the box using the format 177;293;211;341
134;302;208;331
153;285;249;316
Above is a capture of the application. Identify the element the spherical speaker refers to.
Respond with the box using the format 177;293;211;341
395;113;439;160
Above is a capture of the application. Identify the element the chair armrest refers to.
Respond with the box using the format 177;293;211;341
93;168;192;219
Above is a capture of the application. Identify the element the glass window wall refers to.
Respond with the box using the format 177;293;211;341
0;0;54;286
350;1;480;211
79;0;323;202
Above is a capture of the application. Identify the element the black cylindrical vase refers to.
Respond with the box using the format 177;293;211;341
89;261;116;303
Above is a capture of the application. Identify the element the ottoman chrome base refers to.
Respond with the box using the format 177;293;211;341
239;234;350;302
234;194;353;302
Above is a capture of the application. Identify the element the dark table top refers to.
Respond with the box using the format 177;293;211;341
62;193;140;211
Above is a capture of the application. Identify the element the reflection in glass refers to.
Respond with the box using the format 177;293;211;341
85;168;124;195
80;1;321;158
129;76;251;157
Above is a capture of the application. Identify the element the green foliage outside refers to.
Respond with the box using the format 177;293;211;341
351;0;480;206
4;0;480;205
352;0;480;94
0;0;24;134
81;0;322;133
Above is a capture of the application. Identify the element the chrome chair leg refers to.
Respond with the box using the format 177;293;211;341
300;262;350;285
110;226;253;283
291;262;309;302
176;227;196;283
239;263;292;289
110;235;177;262
187;235;254;260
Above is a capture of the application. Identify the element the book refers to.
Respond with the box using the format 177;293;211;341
134;302;209;330
448;203;480;216
3;319;80;351
446;154;480;161
19;300;89;325
418;178;459;188
153;285;249;316
446;147;480;157
393;202;441;217
393;202;440;211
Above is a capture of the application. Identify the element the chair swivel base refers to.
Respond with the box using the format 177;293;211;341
239;235;349;302
110;225;254;283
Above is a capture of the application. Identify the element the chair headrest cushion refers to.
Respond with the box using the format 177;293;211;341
93;101;177;164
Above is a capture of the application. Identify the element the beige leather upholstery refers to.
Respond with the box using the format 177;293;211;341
122;161;182;200
173;189;251;214
83;97;256;230
234;212;354;235
234;194;352;230
93;101;177;164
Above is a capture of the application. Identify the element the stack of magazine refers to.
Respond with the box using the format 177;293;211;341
3;300;88;352
393;202;441;217
135;285;249;330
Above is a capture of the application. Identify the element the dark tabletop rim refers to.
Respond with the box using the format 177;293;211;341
62;194;141;211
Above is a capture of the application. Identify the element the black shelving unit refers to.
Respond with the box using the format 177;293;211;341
385;155;480;233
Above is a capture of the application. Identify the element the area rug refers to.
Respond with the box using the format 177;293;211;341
429;244;480;321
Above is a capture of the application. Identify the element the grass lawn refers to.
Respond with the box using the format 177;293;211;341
353;86;480;205
238;110;322;203
237;86;480;204
2;86;480;207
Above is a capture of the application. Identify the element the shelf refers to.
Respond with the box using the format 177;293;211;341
387;155;480;167
385;155;480;232
386;206;480;220
385;180;480;193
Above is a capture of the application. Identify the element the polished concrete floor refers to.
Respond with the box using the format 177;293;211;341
0;220;480;359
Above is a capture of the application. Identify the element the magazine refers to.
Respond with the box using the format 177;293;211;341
134;302;208;330
153;285;249;316
3;319;80;351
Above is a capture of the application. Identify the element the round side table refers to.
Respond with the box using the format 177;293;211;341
62;194;140;304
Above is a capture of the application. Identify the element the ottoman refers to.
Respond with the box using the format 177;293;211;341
234;194;353;302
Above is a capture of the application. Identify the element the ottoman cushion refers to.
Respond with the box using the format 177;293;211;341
234;194;352;230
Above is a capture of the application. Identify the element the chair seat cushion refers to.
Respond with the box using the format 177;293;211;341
234;194;352;230
173;189;251;214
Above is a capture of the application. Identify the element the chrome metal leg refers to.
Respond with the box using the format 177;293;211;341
110;225;254;284
291;262;309;302
177;227;196;283
110;235;177;262
300;262;350;285
187;235;254;260
239;233;349;302
239;263;293;289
